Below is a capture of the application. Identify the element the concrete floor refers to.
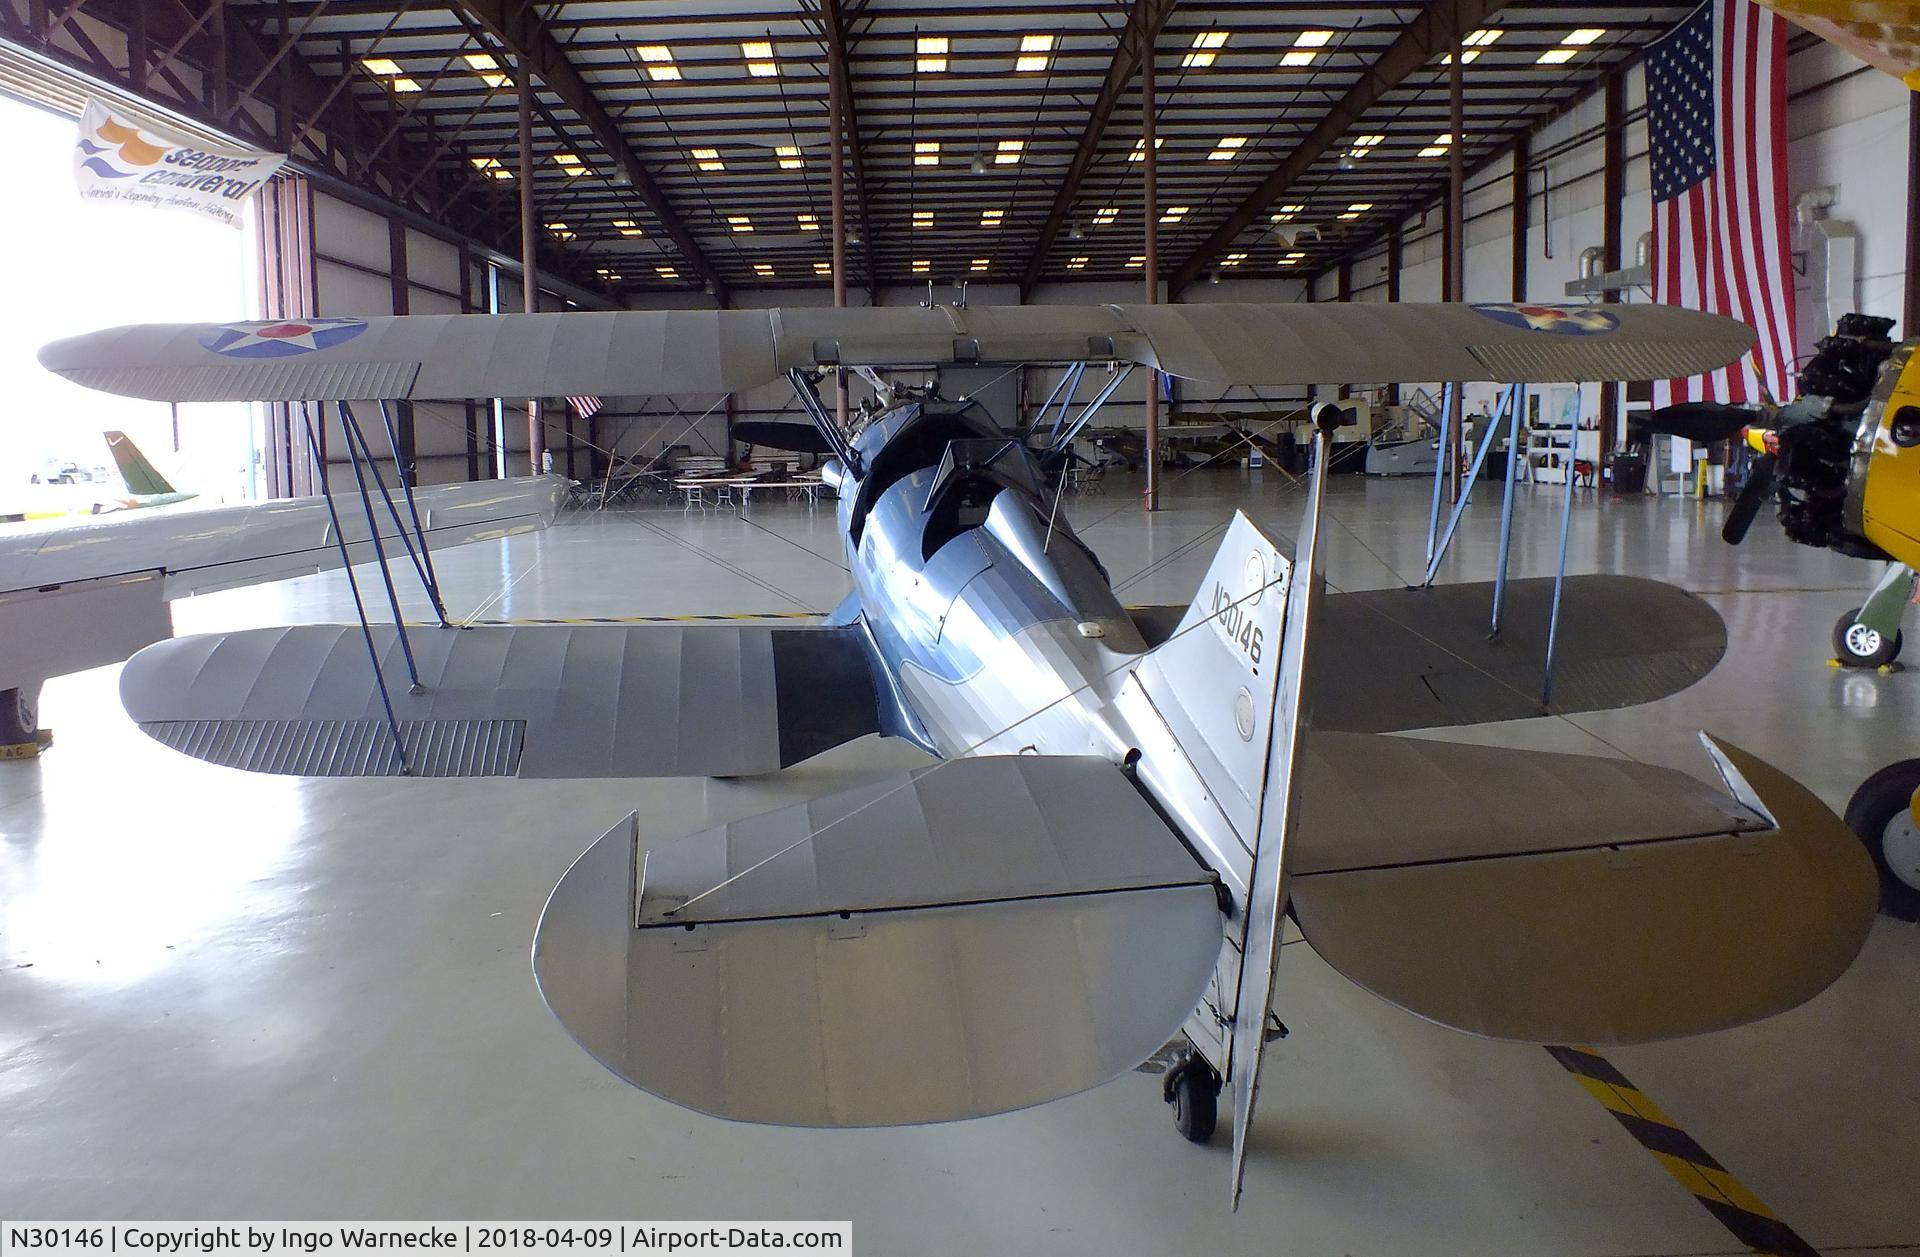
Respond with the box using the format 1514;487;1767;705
2;469;1917;1253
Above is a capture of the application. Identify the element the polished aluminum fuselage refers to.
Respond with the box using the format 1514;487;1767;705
831;403;1256;1059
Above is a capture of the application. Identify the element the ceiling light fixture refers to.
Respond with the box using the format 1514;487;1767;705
917;35;949;73
1280;29;1333;68
743;40;779;77
636;45;682;81
1016;33;1054;72
913;140;941;167
1182;30;1229;68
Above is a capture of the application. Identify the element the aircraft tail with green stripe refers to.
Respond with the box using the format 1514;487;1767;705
104;432;195;507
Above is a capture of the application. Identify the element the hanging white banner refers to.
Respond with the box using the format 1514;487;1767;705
74;99;285;228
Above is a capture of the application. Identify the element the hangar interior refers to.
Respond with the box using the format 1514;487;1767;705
1;0;1918;1252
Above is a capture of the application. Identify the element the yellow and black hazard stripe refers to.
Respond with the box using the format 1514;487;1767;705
480;612;821;625
1545;1046;1820;1257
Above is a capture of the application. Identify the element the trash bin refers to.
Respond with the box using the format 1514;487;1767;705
1611;451;1648;494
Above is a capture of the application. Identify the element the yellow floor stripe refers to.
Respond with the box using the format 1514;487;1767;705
1546;1046;1819;1256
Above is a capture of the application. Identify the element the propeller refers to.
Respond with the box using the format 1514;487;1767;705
1644;401;1757;444
730;420;836;455
1722;453;1776;545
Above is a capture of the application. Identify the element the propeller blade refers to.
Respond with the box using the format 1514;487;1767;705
1723;453;1777;545
730;420;836;455
1645;401;1757;444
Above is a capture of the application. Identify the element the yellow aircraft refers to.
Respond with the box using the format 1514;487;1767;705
1653;311;1920;919
1756;0;1920;89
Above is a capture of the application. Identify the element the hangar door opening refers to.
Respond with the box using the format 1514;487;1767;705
0;92;254;508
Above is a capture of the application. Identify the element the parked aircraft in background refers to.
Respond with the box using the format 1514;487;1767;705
39;301;1877;1205
3;430;195;523
0;473;566;745
1650;313;1920;918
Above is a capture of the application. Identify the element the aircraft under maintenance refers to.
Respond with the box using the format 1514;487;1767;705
38;301;1878;1204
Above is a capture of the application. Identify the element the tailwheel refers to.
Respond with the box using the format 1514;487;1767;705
1162;1050;1221;1144
1843;758;1920;922
1834;608;1902;669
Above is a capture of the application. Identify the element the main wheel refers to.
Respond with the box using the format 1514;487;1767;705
0;685;39;745
1834;608;1902;668
1843;759;1920;922
1164;1055;1220;1144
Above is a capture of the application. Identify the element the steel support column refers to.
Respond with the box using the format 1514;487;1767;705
1511;133;1530;301
1386;224;1402;404
1445;35;1465;504
387;216;416;480
1598;73;1625;470
1906;92;1920;336
517;59;543;475
830;56;850;432
1141;33;1160;513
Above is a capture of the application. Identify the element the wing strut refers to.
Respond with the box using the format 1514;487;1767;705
300;406;413;775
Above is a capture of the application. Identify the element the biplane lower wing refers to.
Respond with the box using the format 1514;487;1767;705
1288;732;1879;1044
533;754;1223;1126
1132;574;1727;733
118;622;882;777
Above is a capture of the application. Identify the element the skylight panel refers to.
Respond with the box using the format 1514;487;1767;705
912;259;931;274
1127;137;1164;162
690;147;725;172
1093;206;1119;226
913;141;941;167
753;263;776;277
1208;136;1247;161
798;213;820;231
912;210;935;229
980;209;1005;228
1159;205;1189;224
612;219;643;237
1067;256;1089;270
1418;134;1453;158
995;139;1024;165
776;145;804;170
727;215;754;233
917;36;949;73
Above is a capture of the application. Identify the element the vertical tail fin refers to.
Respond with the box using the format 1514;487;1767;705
105;431;175;496
1132;408;1338;1208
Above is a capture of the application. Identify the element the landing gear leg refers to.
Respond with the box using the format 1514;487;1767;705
1162;1049;1221;1144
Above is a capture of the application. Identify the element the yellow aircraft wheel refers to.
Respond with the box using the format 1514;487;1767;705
1843;758;1920;921
0;684;39;745
1834;608;1903;668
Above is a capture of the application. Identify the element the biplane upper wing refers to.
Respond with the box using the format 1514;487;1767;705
37;302;1755;402
534;754;1223;1127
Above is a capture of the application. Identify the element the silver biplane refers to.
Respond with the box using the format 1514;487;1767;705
39;302;1878;1204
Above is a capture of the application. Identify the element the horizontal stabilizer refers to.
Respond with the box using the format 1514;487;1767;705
1289;734;1877;1044
1308;575;1729;732
534;756;1223;1126
39;303;1753;404
120;622;880;777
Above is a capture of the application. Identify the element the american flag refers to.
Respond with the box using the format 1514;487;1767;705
1648;0;1798;406
567;395;604;420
